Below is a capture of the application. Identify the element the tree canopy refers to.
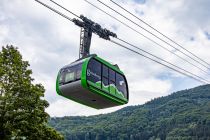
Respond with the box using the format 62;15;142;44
50;84;210;140
0;45;63;139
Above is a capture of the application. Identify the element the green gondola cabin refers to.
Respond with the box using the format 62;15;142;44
56;55;129;109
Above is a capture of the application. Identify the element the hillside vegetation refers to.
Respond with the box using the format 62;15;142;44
49;85;210;140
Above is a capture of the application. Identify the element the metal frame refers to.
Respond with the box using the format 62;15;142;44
72;15;117;58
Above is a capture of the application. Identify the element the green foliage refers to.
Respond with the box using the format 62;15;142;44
0;45;63;139
49;84;210;140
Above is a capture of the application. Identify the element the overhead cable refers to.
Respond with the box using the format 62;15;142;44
110;0;210;67
35;0;75;22
115;37;210;83
97;0;210;70
49;0;80;18
83;0;209;75
110;39;208;84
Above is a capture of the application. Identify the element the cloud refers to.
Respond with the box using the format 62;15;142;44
205;31;210;40
1;0;210;117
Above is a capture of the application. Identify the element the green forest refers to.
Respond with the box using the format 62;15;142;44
49;84;210;140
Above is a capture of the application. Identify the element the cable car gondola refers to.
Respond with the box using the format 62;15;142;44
55;15;129;109
56;55;128;109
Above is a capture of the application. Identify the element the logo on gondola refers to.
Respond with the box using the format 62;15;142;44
87;69;101;79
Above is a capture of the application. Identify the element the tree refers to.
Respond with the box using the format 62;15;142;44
0;45;63;139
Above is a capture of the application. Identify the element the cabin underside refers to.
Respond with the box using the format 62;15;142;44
59;80;123;109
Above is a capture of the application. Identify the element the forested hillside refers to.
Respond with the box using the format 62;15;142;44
49;85;210;140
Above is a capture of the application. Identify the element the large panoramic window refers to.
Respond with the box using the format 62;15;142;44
87;59;102;87
116;73;128;99
102;65;109;92
59;63;82;85
109;69;116;94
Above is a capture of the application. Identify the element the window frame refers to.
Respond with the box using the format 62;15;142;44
59;62;83;85
102;65;109;91
116;72;128;99
86;58;102;89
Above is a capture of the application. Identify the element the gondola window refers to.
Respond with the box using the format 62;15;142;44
87;59;102;88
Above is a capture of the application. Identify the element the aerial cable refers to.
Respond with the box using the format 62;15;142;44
49;0;80;18
114;37;210;83
110;39;208;84
110;0;210;67
35;0;76;22
98;0;210;69
97;0;210;70
83;0;209;75
35;0;209;84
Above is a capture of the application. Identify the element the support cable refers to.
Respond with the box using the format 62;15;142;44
115;37;210;83
97;0;210;70
35;0;75;22
110;39;208;84
83;0;209;75
110;0;210;67
49;0;80;18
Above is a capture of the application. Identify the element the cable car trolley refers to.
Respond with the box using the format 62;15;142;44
56;15;129;109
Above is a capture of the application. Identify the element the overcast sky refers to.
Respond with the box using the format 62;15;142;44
1;0;210;117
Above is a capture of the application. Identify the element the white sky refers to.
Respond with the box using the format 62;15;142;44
1;0;210;117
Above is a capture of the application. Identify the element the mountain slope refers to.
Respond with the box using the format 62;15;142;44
49;85;210;140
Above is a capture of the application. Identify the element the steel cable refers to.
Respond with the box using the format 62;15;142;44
110;0;210;67
83;0;209;75
98;0;210;70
